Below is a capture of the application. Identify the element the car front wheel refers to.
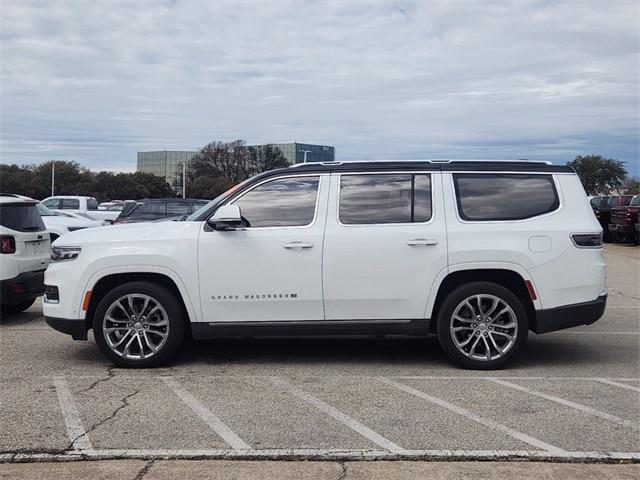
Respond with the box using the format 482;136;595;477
93;281;185;368
437;281;528;369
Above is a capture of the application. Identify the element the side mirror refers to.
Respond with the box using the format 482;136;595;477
207;205;243;230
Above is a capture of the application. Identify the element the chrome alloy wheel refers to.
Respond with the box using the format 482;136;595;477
102;294;169;360
449;294;518;361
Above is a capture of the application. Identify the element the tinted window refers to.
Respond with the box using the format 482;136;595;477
129;202;167;220
0;204;46;232
232;176;319;227
87;198;98;210
620;196;633;206
166;202;190;216
454;174;559;221
42;198;60;209
339;174;432;225
631;196;640;206
60;198;80;210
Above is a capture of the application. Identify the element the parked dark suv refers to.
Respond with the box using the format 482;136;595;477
114;198;209;224
592;195;634;241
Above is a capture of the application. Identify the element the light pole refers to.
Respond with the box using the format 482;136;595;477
298;149;312;163
182;162;186;199
51;161;55;196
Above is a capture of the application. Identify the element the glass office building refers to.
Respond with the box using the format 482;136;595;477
137;143;335;188
270;143;335;164
137;150;197;187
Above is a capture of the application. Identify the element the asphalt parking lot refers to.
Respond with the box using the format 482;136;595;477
0;244;638;478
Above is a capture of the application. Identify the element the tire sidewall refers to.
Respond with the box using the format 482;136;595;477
437;281;528;370
93;281;185;368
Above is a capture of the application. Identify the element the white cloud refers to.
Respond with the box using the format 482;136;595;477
0;0;638;173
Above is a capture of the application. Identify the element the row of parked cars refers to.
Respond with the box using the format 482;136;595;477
590;194;640;244
0;194;209;314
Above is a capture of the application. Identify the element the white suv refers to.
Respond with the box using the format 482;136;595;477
43;161;606;369
1;195;50;314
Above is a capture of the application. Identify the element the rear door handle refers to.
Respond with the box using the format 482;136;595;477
407;238;438;246
283;241;314;249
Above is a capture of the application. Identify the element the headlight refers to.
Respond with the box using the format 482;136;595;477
51;245;82;262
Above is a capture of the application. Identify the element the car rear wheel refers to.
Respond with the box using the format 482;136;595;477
93;281;185;368
437;282;528;370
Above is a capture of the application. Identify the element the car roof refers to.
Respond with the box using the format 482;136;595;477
45;195;94;199
0;194;37;205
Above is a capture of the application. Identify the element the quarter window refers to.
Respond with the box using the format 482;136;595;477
453;174;559;221
339;174;432;225
232;176;320;227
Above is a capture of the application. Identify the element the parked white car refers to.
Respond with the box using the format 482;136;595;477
36;203;104;242
44;160;606;369
41;196;120;223
1;195;50;313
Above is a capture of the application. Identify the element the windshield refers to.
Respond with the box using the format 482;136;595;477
186;180;248;221
36;203;55;216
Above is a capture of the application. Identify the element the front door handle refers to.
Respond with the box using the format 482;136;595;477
283;241;314;249
407;238;438;246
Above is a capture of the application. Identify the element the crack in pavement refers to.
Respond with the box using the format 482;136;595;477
65;389;140;452
338;461;348;480
133;459;155;480
76;366;117;395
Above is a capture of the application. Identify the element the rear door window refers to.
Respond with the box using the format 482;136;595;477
129;202;167;220
60;198;80;210
453;174;559;221
339;174;432;224
87;198;99;210
166;202;189;217
0;204;46;232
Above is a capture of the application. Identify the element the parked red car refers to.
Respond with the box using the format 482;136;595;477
608;195;639;244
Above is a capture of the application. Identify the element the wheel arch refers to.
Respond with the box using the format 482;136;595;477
427;267;537;333
84;269;197;332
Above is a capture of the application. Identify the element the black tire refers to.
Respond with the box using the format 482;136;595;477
92;281;185;368
437;281;528;370
1;298;36;314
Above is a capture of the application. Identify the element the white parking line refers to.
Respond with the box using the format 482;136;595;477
489;379;640;430
378;377;565;455
52;377;93;452
161;377;251;451
269;376;406;454
595;378;640;393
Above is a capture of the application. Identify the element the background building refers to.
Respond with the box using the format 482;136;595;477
137;143;335;188
137;150;196;187
270;142;335;164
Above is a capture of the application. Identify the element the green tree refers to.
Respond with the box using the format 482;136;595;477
567;155;628;195
190;140;289;183
622;176;640;195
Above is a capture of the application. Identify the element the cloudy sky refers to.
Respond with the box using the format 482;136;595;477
1;0;638;174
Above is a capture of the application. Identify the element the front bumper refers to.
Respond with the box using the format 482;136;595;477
45;316;88;340
1;270;46;306
530;293;607;334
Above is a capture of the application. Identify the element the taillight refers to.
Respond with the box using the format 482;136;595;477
571;233;603;248
0;235;16;254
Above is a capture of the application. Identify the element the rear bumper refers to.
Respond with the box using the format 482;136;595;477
45;316;88;340
1;270;45;306
531;293;607;334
